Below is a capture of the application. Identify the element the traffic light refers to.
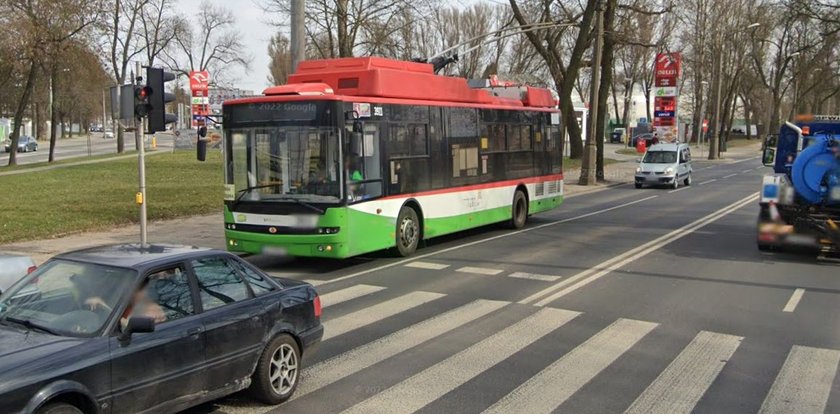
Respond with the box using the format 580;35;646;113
144;67;177;133
134;85;151;118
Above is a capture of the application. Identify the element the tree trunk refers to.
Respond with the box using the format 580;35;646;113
596;0;617;182
7;59;38;167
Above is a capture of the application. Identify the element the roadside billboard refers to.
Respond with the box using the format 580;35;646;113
653;52;681;142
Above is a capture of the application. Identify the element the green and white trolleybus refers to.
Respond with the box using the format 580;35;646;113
222;57;564;258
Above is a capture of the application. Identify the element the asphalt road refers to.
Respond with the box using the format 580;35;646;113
0;133;174;167
183;152;840;414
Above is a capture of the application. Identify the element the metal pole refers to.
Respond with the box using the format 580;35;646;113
135;61;148;247
695;82;707;148
708;35;723;160
579;0;603;186
102;89;107;131
290;0;306;73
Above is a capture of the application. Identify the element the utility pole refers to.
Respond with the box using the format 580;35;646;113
290;0;306;73
579;0;604;186
135;61;148;247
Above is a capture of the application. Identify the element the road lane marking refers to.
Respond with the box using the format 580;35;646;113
698;179;717;185
508;272;562;282
294;299;508;399
320;285;386;308
484;318;658;414
322;291;445;340
313;195;659;287
756;165;766;170
742;169;754;174
343;308;580;414
625;331;743;414
522;193;759;306
404;261;450;270
302;278;327;286
668;187;690;194
456;266;504;275
782;288;806;312
723;173;737;179
759;346;840;414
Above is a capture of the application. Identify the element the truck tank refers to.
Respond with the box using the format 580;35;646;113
790;134;840;205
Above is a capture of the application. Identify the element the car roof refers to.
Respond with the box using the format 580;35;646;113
647;142;684;151
53;243;222;269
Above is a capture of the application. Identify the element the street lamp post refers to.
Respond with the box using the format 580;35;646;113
695;80;709;148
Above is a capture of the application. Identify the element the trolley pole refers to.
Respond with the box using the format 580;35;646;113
579;0;604;186
135;61;149;247
290;0;305;73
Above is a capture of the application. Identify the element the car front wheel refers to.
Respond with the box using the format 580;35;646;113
684;174;692;186
250;334;301;405
37;403;83;414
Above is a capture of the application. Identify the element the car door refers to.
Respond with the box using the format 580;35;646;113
108;264;206;414
189;255;266;392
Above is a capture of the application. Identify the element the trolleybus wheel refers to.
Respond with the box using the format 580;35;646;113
511;190;528;229
396;206;420;257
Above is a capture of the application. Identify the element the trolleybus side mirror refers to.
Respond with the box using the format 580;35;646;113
197;126;208;162
350;132;363;156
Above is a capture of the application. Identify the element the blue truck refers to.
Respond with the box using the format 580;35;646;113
759;116;840;256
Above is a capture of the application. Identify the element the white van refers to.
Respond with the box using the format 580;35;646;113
634;142;693;189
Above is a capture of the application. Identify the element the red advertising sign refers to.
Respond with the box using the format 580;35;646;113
189;71;210;92
655;77;678;87
655;53;682;79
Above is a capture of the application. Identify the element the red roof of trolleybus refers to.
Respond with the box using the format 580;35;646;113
224;56;559;112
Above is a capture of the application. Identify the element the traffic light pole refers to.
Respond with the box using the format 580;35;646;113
135;61;149;247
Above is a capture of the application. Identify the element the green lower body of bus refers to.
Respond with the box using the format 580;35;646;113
224;195;563;259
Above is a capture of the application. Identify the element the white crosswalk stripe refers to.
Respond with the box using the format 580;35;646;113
456;266;504;275
322;291;445;340
759;345;840;414
624;331;743;414
320;285;386;308
507;271;562;282
483;318;658;414
342;307;580;414
293;299;509;400
404;261;450;270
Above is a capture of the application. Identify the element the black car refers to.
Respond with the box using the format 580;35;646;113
0;244;323;414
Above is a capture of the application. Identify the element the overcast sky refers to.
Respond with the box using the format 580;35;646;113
174;0;278;93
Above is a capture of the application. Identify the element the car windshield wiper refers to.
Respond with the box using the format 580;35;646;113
3;316;59;336
231;184;282;210
277;197;325;214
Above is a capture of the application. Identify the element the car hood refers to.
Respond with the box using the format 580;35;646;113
638;163;675;173
0;324;85;372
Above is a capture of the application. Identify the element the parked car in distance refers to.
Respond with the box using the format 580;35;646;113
103;130;114;139
0;243;323;414
635;142;693;189
4;136;38;153
0;253;36;294
610;127;626;143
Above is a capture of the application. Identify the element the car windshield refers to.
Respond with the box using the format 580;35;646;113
0;260;136;337
225;126;342;203
643;151;677;164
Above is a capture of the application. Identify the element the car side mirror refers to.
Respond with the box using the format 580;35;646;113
119;316;156;343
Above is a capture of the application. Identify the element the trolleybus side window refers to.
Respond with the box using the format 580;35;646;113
389;123;431;194
344;123;383;202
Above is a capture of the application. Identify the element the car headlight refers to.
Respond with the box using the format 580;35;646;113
665;167;674;175
636;167;642;173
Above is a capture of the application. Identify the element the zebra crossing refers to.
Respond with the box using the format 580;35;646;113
208;283;840;414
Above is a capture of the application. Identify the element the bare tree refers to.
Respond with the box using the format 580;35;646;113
268;32;292;85
166;1;250;86
2;0;99;166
